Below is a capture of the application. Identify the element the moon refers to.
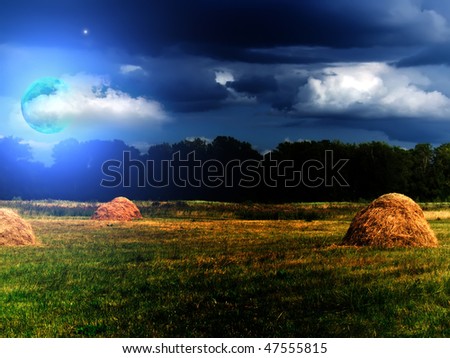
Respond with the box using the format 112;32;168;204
21;77;70;134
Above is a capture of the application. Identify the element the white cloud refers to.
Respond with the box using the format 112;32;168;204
185;136;212;143
385;1;450;42
24;73;167;128
120;64;146;75
215;70;234;85
296;62;450;118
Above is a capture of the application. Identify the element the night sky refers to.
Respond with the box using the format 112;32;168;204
2;0;450;163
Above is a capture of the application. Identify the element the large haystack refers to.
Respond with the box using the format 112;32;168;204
342;193;438;248
91;197;143;221
0;208;36;246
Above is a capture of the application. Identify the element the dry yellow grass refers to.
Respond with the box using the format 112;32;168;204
342;193;438;248
91;197;142;221
0;208;36;246
423;210;450;221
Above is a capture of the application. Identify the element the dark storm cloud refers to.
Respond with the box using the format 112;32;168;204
114;57;229;113
227;75;278;95
177;44;334;65
379;119;450;143
4;0;450;149
397;45;450;67
152;74;228;113
280;116;450;144
364;118;450;144
226;73;297;110
2;0;449;61
131;0;449;52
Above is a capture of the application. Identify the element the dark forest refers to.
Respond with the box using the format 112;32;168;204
0;136;447;202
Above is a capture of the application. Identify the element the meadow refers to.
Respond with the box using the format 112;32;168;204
0;200;449;337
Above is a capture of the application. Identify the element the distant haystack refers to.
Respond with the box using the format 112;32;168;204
342;193;438;248
91;197;143;221
0;208;36;246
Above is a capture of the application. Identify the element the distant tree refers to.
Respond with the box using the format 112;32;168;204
208;136;262;201
431;143;450;200
0;137;32;163
209;136;261;161
350;142;411;200
172;138;210;160
50;139;143;200
147;143;173;161
408;144;434;200
0;137;35;199
3;134;450;202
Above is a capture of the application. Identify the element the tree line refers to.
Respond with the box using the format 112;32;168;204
0;136;448;202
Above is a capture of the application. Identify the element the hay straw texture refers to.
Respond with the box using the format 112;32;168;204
0;208;36;246
91;197;143;221
342;193;438;248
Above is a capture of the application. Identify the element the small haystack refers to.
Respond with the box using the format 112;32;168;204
91;197;143;221
342;193;438;248
0;208;36;246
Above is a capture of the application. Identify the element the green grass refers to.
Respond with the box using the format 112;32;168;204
0;201;449;337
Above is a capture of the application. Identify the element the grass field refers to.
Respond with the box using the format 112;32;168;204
1;201;449;337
